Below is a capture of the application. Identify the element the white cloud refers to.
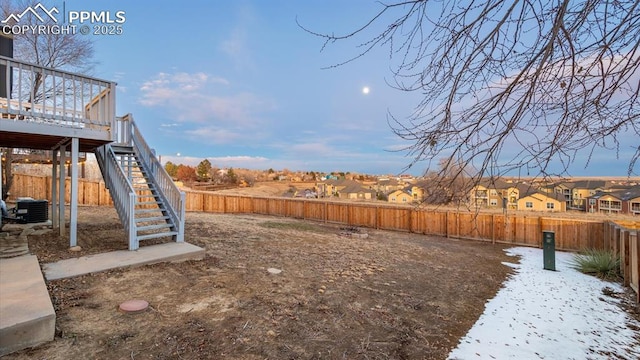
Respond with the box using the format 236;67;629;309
288;142;335;155
183;127;242;144
382;144;409;152
209;155;269;163
139;72;213;106
138;71;275;126
160;155;269;168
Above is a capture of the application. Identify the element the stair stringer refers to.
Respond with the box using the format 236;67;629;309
95;144;138;249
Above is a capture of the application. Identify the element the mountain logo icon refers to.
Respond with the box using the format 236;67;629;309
1;3;59;24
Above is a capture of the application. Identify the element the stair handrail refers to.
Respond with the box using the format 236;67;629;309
95;144;138;249
124;114;185;242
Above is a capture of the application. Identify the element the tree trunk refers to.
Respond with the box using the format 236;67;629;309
1;148;12;200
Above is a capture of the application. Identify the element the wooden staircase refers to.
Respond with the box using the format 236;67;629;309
95;115;185;250
110;145;179;243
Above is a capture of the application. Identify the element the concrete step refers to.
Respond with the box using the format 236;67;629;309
42;242;205;281
0;255;55;356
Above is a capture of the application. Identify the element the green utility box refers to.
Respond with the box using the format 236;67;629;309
542;231;556;271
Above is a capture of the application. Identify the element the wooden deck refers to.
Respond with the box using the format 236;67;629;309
1;56;116;151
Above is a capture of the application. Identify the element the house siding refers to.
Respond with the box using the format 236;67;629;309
517;194;564;212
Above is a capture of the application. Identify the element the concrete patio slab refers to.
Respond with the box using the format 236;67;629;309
0;255;55;357
42;242;205;281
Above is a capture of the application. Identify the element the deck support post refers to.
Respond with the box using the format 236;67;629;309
69;138;79;247
51;149;58;229
58;144;66;236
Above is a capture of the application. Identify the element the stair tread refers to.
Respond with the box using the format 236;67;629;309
136;201;162;205
137;223;174;231
135;209;164;214
135;216;170;222
137;231;179;241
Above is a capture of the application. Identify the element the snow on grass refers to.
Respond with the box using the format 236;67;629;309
448;247;640;360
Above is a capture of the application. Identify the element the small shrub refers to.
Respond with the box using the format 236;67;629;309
570;249;621;281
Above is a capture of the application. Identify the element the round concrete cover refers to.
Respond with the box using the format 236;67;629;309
119;299;149;313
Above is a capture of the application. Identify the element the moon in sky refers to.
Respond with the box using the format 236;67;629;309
362;86;370;95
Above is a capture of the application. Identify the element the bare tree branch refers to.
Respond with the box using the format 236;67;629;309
1;0;96;198
301;0;640;187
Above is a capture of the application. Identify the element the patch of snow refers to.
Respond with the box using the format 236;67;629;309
448;247;640;360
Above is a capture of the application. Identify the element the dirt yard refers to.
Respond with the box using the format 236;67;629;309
6;206;518;359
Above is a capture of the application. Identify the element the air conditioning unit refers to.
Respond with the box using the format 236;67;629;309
16;198;48;223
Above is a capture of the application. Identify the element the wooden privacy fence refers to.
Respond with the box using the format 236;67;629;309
10;174;609;252
184;190;605;251
604;222;639;303
10;174;639;302
9;174;114;206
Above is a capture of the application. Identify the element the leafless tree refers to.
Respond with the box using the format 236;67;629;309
1;0;95;199
300;0;640;184
2;0;95;102
420;157;474;206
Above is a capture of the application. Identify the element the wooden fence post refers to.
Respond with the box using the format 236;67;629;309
538;217;543;248
614;226;621;257
636;231;640;304
324;202;328;223
491;214;496;244
445;211;450;238
622;230;630;287
629;231;640;304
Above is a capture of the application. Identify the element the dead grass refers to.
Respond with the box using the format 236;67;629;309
9;206;515;360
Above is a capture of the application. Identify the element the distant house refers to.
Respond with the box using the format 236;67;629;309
407;185;425;202
517;191;566;212
294;188;317;199
388;189;413;204
568;181;609;210
469;179;526;209
338;183;375;200
315;179;363;198
373;179;404;194
321;174;340;181
541;180;610;210
588;187;640;215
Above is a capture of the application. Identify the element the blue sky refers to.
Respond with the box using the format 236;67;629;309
9;0;637;176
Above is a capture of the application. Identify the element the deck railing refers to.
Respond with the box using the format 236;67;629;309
0;55;115;136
